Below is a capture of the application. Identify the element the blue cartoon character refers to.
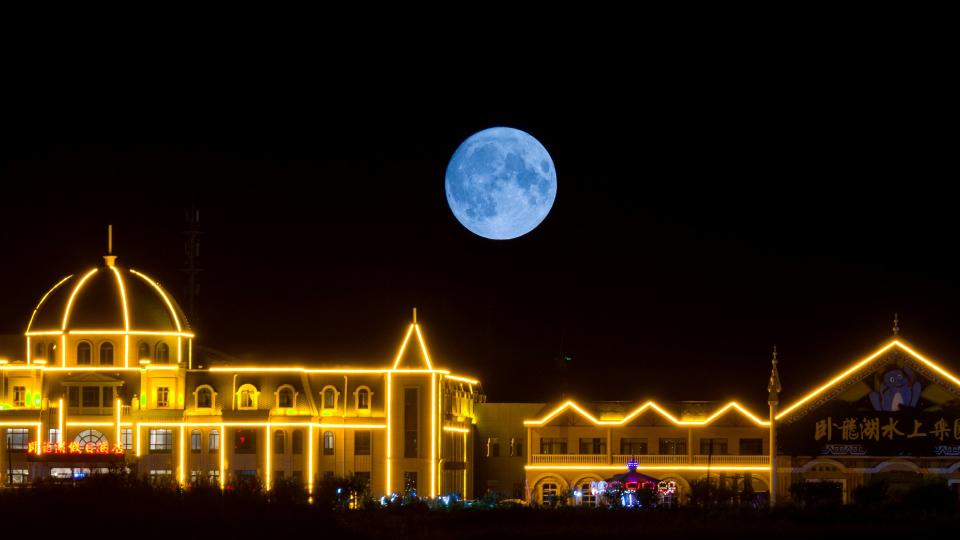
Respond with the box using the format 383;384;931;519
869;367;921;411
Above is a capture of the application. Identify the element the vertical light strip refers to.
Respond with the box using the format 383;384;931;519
430;372;436;497
177;337;182;365
179;425;185;485
385;372;392;495
108;267;131;368
307;424;314;494
36;423;43;455
219;424;226;490
26;336;31;365
136;423;141;457
61;334;66;367
58;398;64;445
115;398;121;447
188;339;193;370
265;425;272;491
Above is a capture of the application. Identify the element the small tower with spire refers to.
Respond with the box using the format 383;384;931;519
767;345;781;507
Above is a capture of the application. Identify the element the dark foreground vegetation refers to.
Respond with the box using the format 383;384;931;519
1;475;959;539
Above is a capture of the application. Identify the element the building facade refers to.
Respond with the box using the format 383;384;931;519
0;250;482;498
3;244;960;506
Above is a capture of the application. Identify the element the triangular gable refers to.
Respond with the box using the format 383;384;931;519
776;340;960;423
391;323;433;370
523;400;768;427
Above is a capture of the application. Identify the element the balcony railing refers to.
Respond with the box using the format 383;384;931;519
530;454;770;466
354;454;372;472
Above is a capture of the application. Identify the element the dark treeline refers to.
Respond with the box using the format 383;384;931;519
2;474;959;539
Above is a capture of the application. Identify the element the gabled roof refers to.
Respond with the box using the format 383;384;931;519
523;400;769;427
776;340;960;422
391;321;433;370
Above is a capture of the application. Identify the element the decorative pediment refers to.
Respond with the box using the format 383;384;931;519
777;340;960;424
61;372;124;384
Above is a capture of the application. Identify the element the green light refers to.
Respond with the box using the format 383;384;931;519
34;394;41;407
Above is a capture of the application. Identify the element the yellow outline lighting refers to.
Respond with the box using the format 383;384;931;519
58;399;63;443
391;325;416;370
524;465;770;472
445;374;479;385
61;334;66;367
265;425;272;491
430;372;436;497
26;274;73;332
115;397;122;446
58;330;195;337
776;340;960;420
523;400;769;427
129;269;183;332
61;268;99;330
66;422;133;427
179;425;185;485
385;372;392;495
443;426;470;433
219;423;226;490
415;325;434;370
307;424;314;494
108;266;131;368
0;365;179;372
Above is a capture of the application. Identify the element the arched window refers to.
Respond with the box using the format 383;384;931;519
99;342;114;365
322;386;338;410
323;431;334;455
77;342;92;365
292;430;303;455
274;430;285;454
237;384;257;410
208;429;220;452
74;429;107;450
197;387;213;408
156;342;170;364
138;342;151;362
356;387;371;410
191;430;202;453
278;387;294;408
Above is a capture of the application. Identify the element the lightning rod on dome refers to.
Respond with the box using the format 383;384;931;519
104;224;117;267
893;313;899;336
413;307;417;324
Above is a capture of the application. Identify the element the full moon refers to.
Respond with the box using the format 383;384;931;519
445;127;557;240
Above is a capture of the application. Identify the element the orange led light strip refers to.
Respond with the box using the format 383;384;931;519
523;400;769;427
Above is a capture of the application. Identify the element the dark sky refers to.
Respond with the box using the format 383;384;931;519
2;37;957;411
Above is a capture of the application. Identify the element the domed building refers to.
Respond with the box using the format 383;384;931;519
0;237;483;497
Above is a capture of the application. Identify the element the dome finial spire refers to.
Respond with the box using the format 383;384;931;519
893;312;899;337
104;224;117;267
412;307;417;324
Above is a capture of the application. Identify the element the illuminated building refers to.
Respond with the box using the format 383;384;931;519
0;238;482;497
477;334;960;505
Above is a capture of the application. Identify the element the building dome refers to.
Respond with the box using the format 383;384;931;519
27;263;190;334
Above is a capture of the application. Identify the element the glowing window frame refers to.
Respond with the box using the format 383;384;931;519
193;385;217;411
237;384;259;410
274;384;298;410
76;341;94;365
320;385;339;411
137;341;152;363
98;340;115;366
354;385;373;412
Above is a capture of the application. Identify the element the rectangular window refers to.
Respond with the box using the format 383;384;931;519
510;437;523;457
235;429;256;454
68;387;79;407
121;428;133;450
9;469;29;484
156;387;169;408
578;438;606;455
191;430;202;453
48;428;61;445
102;386;113;408
699;438;728;455
620;438;648;455
403;471;418;495
403;388;418;458
82;386;99;408
209;430;220;452
323;431;335;455
659;438;687;455
292;431;303;455
539;437;567;455
12;386;26;407
149;470;172;484
354;431;371;456
149;429;173;453
486;437;500;457
739;438;764;455
6;428;29;450
190;470;204;483
208;470;221;484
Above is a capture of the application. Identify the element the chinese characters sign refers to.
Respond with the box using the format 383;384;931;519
28;441;125;455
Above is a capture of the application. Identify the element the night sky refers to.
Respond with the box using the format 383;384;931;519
2;43;956;411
